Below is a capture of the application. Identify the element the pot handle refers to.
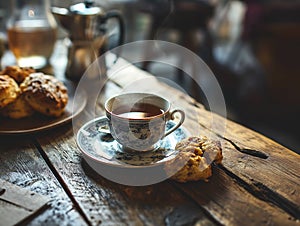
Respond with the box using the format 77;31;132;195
103;10;125;51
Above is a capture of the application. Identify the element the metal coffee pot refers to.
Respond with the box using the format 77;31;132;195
52;0;124;80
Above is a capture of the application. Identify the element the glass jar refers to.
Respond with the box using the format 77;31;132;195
7;0;57;69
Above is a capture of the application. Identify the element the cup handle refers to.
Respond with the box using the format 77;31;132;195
164;109;185;138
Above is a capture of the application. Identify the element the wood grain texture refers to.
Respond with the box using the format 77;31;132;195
0;136;86;225
192;107;300;219
175;166;298;226
0;179;49;211
0;179;50;226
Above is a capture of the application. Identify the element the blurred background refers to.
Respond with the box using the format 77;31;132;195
1;0;299;152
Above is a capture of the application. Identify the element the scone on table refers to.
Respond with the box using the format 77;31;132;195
166;136;223;183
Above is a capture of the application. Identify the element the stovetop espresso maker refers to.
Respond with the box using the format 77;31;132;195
52;0;124;80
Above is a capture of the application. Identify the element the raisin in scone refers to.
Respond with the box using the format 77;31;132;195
20;73;68;117
166;136;223;182
0;93;35;119
0;65;35;83
0;75;20;108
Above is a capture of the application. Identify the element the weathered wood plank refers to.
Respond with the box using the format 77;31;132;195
0;179;50;226
176;165;298;226
0;199;32;226
0;136;86;225
192;108;300;218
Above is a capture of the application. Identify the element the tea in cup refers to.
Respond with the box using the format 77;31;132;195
104;93;185;152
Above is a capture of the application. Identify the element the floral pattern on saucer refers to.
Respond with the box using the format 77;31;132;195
77;116;189;167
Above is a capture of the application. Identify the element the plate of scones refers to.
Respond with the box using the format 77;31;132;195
0;66;87;134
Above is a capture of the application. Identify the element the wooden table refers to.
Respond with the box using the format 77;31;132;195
0;41;299;226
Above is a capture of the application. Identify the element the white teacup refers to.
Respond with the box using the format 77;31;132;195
104;93;185;152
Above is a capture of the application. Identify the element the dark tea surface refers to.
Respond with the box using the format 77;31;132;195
113;103;164;119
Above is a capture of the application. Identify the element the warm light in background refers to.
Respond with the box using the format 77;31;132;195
28;9;35;17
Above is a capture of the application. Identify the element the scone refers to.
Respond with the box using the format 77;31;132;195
0;93;35;119
166;136;223;182
20;73;68;117
0;75;20;108
0;65;35;83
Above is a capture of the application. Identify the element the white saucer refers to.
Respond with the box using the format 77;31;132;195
76;116;190;169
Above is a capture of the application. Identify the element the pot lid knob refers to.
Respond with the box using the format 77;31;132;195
70;0;103;15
